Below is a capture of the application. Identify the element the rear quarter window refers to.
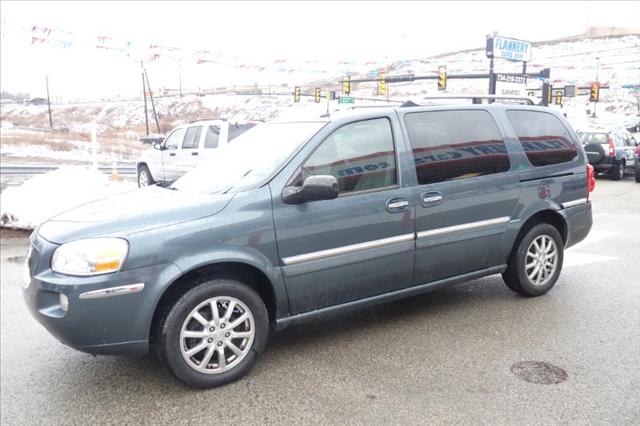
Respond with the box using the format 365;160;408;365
506;110;577;167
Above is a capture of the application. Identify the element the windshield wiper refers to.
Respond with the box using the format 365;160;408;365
222;169;253;194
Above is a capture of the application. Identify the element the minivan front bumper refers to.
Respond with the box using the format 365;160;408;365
22;234;181;355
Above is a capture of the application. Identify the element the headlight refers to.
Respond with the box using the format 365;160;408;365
51;238;129;276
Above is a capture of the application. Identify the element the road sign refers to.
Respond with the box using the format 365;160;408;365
339;96;355;104
564;85;576;97
486;36;532;62
495;73;527;96
438;66;446;91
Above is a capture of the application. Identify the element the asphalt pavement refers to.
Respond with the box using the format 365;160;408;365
1;176;638;425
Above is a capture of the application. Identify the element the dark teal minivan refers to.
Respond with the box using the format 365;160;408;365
23;102;594;388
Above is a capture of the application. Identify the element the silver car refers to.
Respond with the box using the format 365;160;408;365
136;119;259;187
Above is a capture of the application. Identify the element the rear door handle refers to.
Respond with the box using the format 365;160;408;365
386;197;409;213
191;151;199;156
421;191;442;207
169;152;176;157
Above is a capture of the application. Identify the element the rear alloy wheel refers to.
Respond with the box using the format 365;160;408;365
610;161;624;181
502;223;564;297
157;279;268;388
137;164;155;187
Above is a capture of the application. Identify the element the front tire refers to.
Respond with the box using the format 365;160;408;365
156;279;269;388
137;164;155;187
634;164;640;183
502;223;564;297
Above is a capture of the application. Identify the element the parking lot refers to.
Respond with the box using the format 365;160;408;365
1;176;638;425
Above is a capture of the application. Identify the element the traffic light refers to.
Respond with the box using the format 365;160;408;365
555;91;563;105
378;72;386;96
294;86;301;103
548;85;553;104
342;76;351;95
314;87;321;103
438;66;447;91
589;83;599;102
326;90;336;101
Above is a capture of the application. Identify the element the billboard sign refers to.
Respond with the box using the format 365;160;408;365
486;36;532;62
495;74;527;97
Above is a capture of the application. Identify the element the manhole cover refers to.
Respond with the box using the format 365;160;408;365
510;361;567;384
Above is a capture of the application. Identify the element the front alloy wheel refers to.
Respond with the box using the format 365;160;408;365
157;279;268;388
180;297;255;374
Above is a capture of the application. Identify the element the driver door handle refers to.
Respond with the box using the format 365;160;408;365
169;152;176;157
191;152;199;156
421;191;442;207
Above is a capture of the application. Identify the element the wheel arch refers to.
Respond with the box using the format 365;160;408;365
149;260;280;345
506;209;568;264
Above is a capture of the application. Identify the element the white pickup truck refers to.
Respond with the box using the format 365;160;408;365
136;119;259;187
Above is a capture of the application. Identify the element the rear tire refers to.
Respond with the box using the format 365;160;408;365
137;164;155;187
156;279;269;388
634;164;640;183
609;161;624;180
502;223;564;297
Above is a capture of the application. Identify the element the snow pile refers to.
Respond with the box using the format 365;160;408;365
0;166;137;230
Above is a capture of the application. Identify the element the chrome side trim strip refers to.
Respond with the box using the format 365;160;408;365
79;283;145;300
282;233;415;266
561;198;588;209
416;216;510;239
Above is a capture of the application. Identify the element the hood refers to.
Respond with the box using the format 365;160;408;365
37;186;234;244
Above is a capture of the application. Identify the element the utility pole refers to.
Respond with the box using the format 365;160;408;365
141;61;149;135
45;75;53;128
144;68;161;134
179;61;182;99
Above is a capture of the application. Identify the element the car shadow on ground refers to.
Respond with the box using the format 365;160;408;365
89;276;517;389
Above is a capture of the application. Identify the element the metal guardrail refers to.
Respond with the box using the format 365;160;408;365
0;165;137;176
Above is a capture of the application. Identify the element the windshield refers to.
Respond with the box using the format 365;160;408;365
170;122;326;194
578;132;608;144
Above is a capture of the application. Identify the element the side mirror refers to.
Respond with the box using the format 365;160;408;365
153;142;164;150
282;175;339;205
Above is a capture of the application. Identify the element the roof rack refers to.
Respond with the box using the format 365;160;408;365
188;117;228;123
416;94;536;105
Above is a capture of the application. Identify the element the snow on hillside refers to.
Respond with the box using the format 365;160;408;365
1;35;638;165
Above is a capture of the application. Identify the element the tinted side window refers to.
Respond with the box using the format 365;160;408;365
404;110;510;185
182;126;202;149
228;123;255;142
164;128;186;150
204;125;220;149
506;110;578;166
292;118;397;194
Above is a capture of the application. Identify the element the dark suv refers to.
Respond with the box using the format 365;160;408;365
579;129;638;180
23;103;594;388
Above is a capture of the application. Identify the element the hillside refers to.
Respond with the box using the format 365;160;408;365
1;35;638;165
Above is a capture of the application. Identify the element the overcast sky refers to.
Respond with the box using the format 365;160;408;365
1;1;638;100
